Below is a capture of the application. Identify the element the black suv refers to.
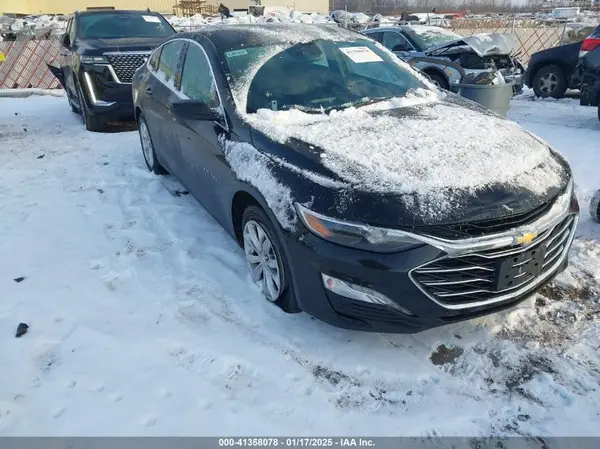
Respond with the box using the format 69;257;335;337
48;9;175;131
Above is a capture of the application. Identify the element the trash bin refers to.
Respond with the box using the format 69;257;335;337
457;82;514;117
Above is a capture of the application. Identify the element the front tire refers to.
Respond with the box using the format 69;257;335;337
242;205;298;313
425;71;449;90
138;114;168;175
75;78;105;132
532;64;567;99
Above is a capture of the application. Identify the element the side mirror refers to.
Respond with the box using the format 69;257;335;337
61;33;70;48
171;99;222;121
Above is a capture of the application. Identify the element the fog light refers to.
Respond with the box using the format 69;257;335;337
322;274;413;316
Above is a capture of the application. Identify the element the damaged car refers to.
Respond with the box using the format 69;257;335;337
362;25;525;93
133;25;578;333
578;44;600;121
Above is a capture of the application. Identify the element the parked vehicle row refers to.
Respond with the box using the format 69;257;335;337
48;13;579;333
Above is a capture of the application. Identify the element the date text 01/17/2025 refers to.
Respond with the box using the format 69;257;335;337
218;439;376;447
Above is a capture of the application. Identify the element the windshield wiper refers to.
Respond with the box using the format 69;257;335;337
321;97;393;113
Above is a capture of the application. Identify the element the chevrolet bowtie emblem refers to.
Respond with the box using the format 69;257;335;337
515;232;537;246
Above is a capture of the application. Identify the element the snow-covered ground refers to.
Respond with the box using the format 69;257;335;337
1;91;599;436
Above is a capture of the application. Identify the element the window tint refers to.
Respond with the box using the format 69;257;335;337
226;40;427;113
67;18;75;42
383;32;412;52
77;12;175;39
149;47;161;71
180;44;220;108
157;41;184;85
366;31;383;43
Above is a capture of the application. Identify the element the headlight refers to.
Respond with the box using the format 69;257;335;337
80;55;109;64
295;204;421;253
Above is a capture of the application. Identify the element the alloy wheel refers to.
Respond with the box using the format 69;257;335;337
243;220;283;302
539;72;558;95
139;118;155;169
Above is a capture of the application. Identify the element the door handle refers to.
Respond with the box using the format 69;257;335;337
145;86;152;95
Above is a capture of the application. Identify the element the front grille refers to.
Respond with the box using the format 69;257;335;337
409;199;554;240
105;53;149;83
411;214;576;308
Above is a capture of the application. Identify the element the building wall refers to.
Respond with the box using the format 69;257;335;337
214;0;329;14
1;0;176;15
0;0;328;15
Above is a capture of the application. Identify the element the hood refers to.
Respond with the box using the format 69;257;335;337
78;37;168;55
245;91;569;227
428;33;517;57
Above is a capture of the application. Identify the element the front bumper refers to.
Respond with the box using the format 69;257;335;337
284;191;579;333
79;65;134;120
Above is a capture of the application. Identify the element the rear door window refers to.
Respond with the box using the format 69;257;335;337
365;31;383;43
157;40;185;87
383;32;413;52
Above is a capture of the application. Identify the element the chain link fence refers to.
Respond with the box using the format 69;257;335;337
1;12;597;89
0;33;62;89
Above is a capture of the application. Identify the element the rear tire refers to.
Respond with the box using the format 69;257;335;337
75;78;105;132
591;189;600;223
242;205;299;313
138;114;168;175
425;71;449;90
532;64;567;99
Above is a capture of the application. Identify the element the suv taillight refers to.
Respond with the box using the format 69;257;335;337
580;38;600;57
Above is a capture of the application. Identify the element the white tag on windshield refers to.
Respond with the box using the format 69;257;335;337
226;49;248;58
142;15;161;23
340;46;383;63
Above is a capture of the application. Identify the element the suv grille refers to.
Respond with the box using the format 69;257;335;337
410;214;576;308
105;53;149;83
408;199;554;240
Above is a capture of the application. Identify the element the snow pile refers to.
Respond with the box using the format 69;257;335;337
245;94;566;218
0;14;68;38
222;139;297;230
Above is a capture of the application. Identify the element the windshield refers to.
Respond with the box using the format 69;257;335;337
222;39;428;114
77;12;175;39
403;26;461;50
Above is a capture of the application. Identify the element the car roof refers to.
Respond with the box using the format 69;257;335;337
177;24;365;51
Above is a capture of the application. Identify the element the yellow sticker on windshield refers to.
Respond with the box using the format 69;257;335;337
340;46;383;63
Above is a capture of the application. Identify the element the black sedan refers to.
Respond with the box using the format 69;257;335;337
132;25;579;333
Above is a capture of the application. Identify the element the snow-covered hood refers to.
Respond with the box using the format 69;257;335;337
245;91;569;224
428;33;517;57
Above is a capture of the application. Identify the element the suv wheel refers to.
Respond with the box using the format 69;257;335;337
533;64;567;98
138;114;168;175
242;205;298;312
76;78;105;132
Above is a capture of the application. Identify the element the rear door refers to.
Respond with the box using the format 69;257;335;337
144;40;187;173
382;31;416;57
175;41;229;220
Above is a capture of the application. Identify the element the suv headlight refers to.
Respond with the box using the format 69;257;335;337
296;204;421;253
80;55;109;64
